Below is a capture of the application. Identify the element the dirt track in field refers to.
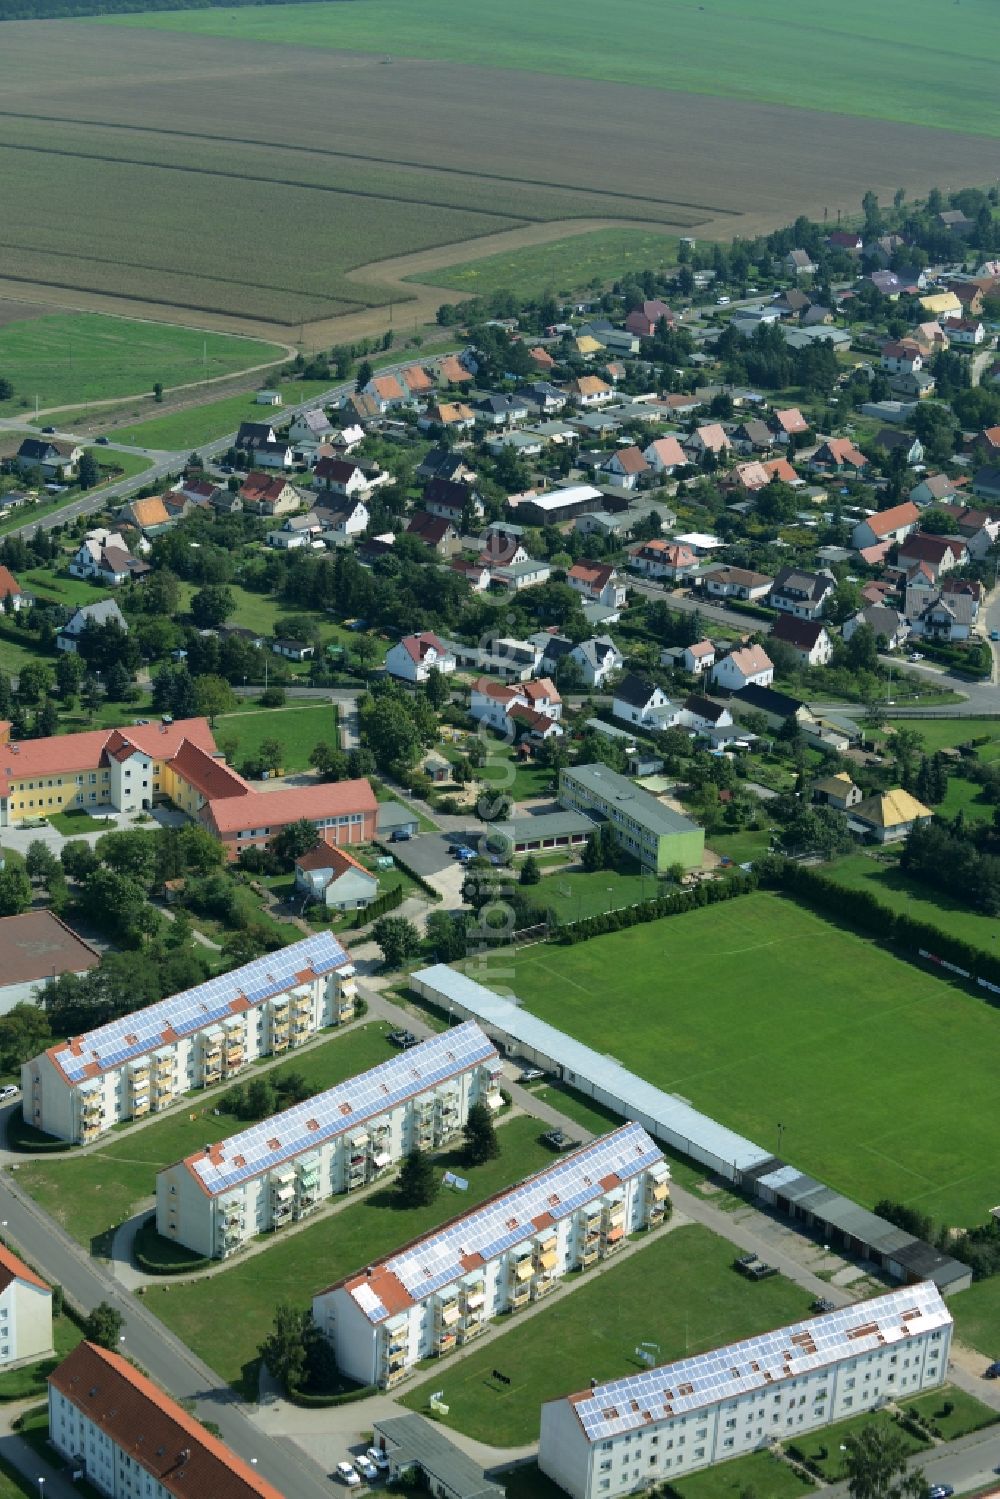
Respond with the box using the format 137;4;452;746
1;20;998;344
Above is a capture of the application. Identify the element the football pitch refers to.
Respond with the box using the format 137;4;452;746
486;894;998;1229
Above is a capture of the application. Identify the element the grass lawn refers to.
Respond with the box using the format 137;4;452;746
107;379;332;451
19;569;103;609
401;1223;814;1444
705;827;774;865
824;852;1000;957
667;1452;810;1499
904;1384;998;1441
214;703;339;774
0;313;284;419
471;733;556;803
409;229;679;299
475;893;1000;1227
538;864;669;923
881;719;1000;753
950;1277;1000;1361
46;809;110;835
99;0;1000;138
938;773;995;823
793;1407;927;1480
144;1114;553;1392
14;1024;397;1249
0;1311;81;1402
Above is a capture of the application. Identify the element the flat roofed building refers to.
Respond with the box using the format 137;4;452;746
22;932;356;1144
0;1243;52;1369
49;1341;286;1499
157;1022;502;1260
314;1123;669;1389
559;763;703;873
539;1283;952;1499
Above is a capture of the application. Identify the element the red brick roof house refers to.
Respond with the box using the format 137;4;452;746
625;299;675;338
405;511;459;555
201;778;378;860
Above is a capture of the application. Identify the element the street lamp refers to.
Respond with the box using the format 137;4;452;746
37;1479;44;1497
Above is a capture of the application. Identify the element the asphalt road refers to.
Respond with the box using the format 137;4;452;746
0;1124;334;1499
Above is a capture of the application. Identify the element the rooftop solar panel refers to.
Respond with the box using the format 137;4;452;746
52;932;351;1084
187;1022;498;1195
566;1282;951;1441
348;1122;664;1320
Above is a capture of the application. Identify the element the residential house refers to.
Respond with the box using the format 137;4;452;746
842;605;909;650
771;408;810;444
771;566;834;619
68;534;148;587
880;341;923;376
415;448;476;484
943;317;987;347
642;435;687;475
784;249;817;276
295;843;379;912
470;677;563;739
567;376;613;407
874;430;924;464
631;539;698;582
566;635;623;688
730;683;813;730
493;558;552;592
437;355;474;386
896;531;965;580
385;632;457;685
528;345;556;371
702;565;772;601
518;381;567;416
16;437;83;481
449;558;491;592
235;421;277;450
400;364;435;400
239;472;303;516
250;439;294;470
315;497;369;540
57;597;128;654
814;771;863;810
977;426;1000;462
910;473;963;507
850;500;920;551
624;299;675;337
907;590;977;642
973;466;1000;502
287;407;334;447
827;230;863;254
771;614;833;667
405;511;460;556
731;418;774;454
809;437;869;475
418;400;477;433
174;477;219;507
681;639;716;674
611;674;676;730
602;445;650;490
567;562;627;610
850;789;933;843
676;694;734;736
423;478;484;526
362;373;408;411
683;423;732;461
476;393;529;428
942;505;1000;559
271;637;314;661
0;566;28;614
711;644;774;691
479;523;529;569
116;494;188;536
919;291;963;319
266;510;322;549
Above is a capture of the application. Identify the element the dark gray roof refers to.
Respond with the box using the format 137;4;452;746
377;801;419;832
614;672;661;708
731;684;806;720
772;566;832;602
373;1416;504;1499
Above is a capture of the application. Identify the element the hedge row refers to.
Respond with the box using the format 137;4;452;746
286;1380;377;1408
552;871;757;943
372;841;441;902
773;861;1000;987
133;1216;213;1276
353;882;404;928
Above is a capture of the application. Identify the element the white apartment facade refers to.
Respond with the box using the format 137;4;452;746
539;1282;952;1499
314;1123;669;1391
156;1022;502;1260
0;1245;52;1369
22;932;356;1144
48;1341;284;1499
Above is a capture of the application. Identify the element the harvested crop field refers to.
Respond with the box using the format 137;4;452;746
2;20;999;339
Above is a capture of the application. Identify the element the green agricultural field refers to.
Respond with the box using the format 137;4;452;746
214;704;339;775
477;893;1000;1227
144;1115;554;1391
411;229;679;300
825;852;1000;957
401;1224;814;1444
0;312;284;419
106;380;332;451
102;0;1000;139
14;1024;397;1249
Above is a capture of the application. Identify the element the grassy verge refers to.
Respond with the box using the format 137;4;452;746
107;379;332;450
144;1115;554;1393
792;1408;927;1480
13;1024;397;1249
401;1223;814;1444
824;850;1000;956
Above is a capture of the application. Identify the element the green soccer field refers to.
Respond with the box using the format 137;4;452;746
0;311;285;418
100;0;1000;139
479;893;999;1229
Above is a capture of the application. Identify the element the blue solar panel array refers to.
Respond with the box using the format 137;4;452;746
53;932;351;1084
354;1122;664;1319
192;1021;498;1196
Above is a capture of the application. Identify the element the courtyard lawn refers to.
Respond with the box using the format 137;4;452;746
904;1385;998;1441
950;1277;1000;1362
825;852;1000;957
705;827;775;866
214;703;339;774
14;1024;397;1250
19;569;106;609
46;809;109;835
143;1115;553;1392
666;1452;811;1499
0;313;285;419
107;379;332;451
472;732;557;803
401;1224;814;1445
475;893;1000;1228
793;1407;928;1480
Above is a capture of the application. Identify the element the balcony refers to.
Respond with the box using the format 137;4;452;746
434;1331;457;1356
384;1363;409;1391
532;1276;558;1300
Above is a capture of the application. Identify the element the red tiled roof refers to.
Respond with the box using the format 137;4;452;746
406;511;453;545
204;779;376;837
0;566;22;600
862;501;920;538
0;717;216;792
568;561;616;589
774;408;808;435
0;1241;48;1296
296;843;371;879
401;631;446;663
168;740;250;803
48;1343;284;1499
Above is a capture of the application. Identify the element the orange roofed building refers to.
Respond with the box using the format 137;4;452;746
49;1341;286;1499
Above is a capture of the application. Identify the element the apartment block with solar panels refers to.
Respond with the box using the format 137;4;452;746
156;1023;503;1260
312;1123;670;1391
21;933;357;1144
539;1283;953;1499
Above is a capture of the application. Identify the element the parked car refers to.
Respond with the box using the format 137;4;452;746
0;1085;18;1103
41;425;56;434
355;1456;380;1483
389;829;412;843
96;435;110;445
985;1360;1000;1378
365;1449;390;1473
991;631;1000;642
386;1029;416;1048
336;1462;361;1487
541;1129;577;1152
519;1068;545;1083
928;1485;954;1499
